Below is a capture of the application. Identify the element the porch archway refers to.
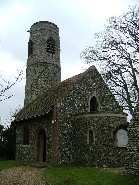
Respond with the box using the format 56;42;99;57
36;127;46;162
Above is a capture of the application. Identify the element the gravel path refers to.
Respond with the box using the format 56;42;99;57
0;166;47;185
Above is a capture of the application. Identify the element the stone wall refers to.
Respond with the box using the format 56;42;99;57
58;67;127;167
60;67;122;117
25;21;61;105
15;113;53;164
125;107;139;175
72;115;127;167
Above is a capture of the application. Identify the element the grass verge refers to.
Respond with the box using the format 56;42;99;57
43;166;139;185
0;160;23;170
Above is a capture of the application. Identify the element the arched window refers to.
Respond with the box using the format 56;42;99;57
28;39;34;56
46;37;55;54
87;129;95;144
90;96;98;112
114;129;128;147
23;124;29;145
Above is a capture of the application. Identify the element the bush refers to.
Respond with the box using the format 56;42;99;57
0;125;15;160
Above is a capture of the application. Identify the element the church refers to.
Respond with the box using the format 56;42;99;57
13;21;128;167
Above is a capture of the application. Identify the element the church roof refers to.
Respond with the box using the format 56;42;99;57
14;66;96;122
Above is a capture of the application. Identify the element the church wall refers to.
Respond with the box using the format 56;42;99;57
16;123;35;163
58;67;127;167
125;109;139;175
15;114;53;164
60;67;123;118
72;116;127;167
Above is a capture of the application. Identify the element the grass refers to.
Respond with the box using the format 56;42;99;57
43;166;139;185
0;162;139;185
0;160;23;170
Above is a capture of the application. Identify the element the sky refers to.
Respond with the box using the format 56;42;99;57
0;0;138;125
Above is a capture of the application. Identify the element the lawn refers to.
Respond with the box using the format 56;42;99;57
0;160;23;170
1;162;139;185
43;166;139;185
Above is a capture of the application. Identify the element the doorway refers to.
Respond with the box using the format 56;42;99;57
36;128;46;162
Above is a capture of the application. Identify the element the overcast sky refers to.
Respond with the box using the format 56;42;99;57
0;0;138;125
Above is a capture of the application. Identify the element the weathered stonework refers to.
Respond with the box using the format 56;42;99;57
25;21;61;105
13;21;128;169
16;113;53;164
125;107;139;175
57;68;127;167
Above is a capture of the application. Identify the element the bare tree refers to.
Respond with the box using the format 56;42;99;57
0;68;23;101
81;6;139;116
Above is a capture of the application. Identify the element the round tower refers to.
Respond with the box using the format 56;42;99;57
24;21;61;105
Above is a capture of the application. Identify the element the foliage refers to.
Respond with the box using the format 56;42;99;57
43;166;139;185
0;68;23;101
0;125;15;160
81;6;139;116
0;124;4;132
0;105;22;160
0;160;23;170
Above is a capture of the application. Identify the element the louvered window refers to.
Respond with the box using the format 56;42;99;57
46;37;55;54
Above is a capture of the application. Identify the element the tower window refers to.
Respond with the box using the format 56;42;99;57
28;39;34;56
87;129;95;144
90;96;98;112
46;37;55;54
23;124;29;145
